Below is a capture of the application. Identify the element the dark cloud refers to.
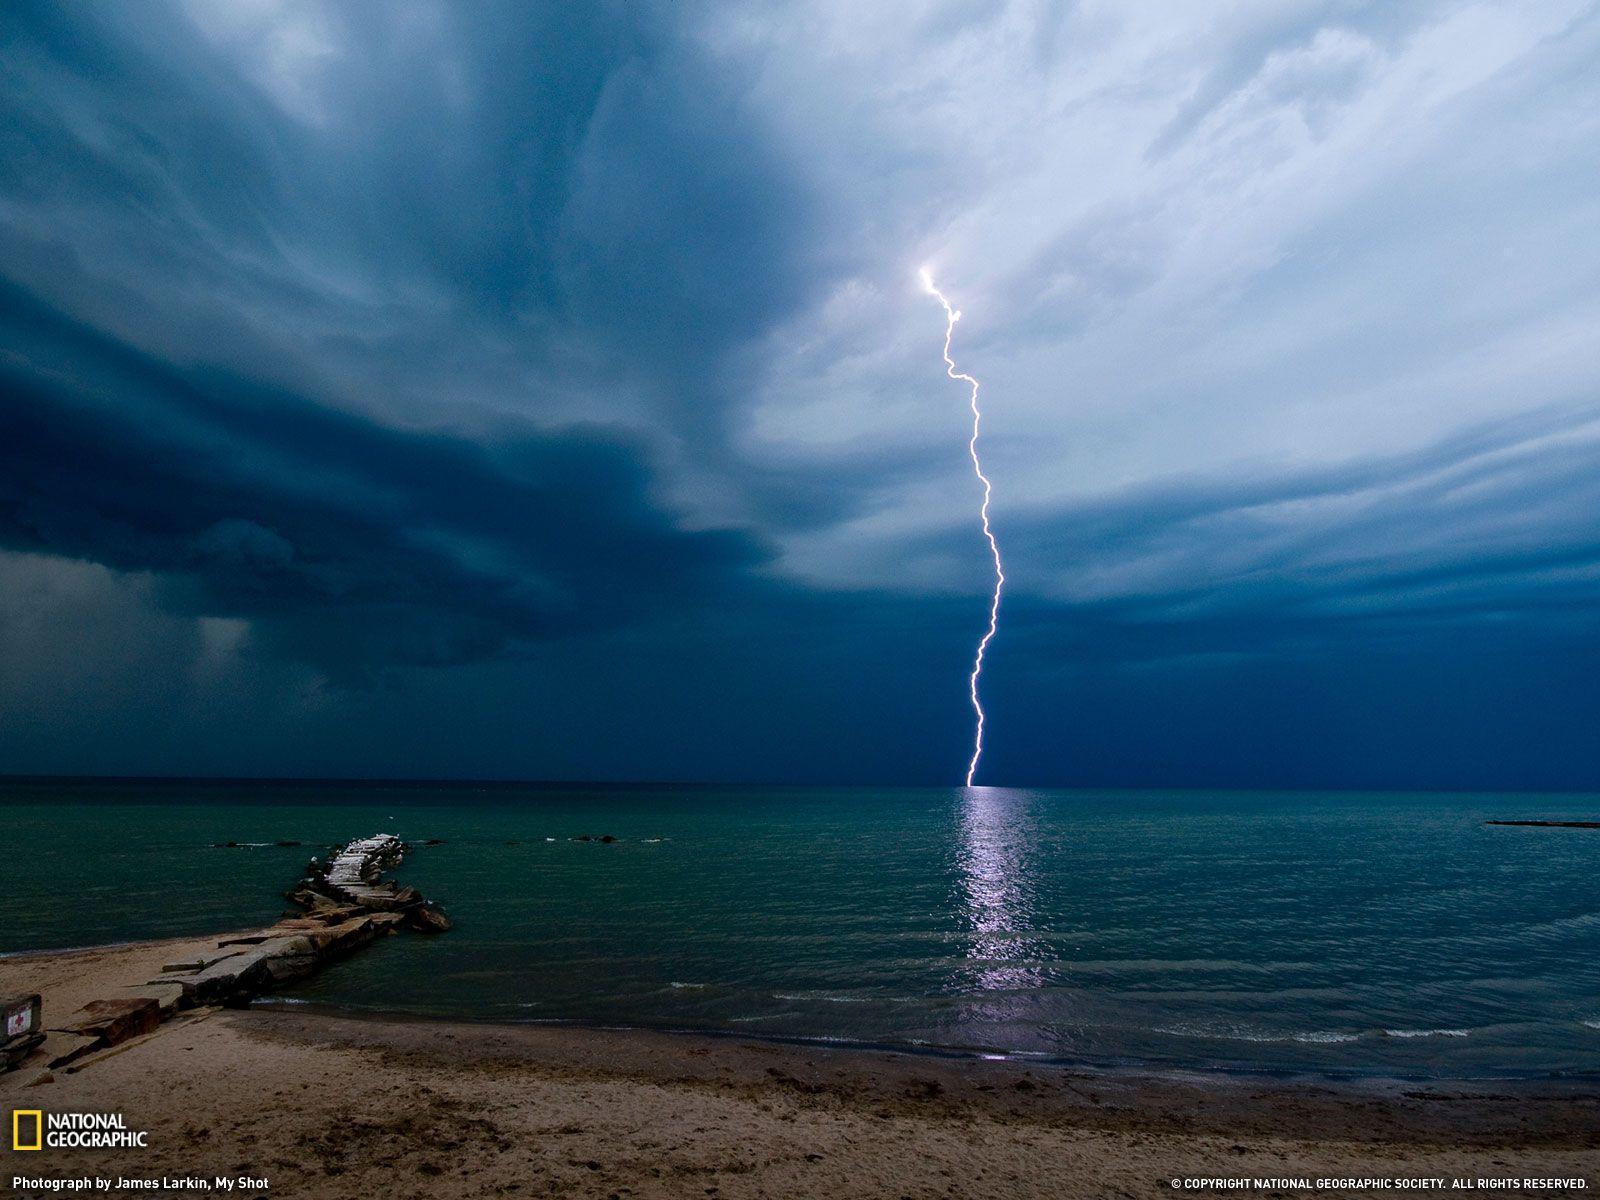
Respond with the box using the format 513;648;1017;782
987;397;1600;605
1;1;1598;786
0;283;769;678
0;0;823;685
0;1;823;439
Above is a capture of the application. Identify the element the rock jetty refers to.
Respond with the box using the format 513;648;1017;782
289;833;453;931
1;833;449;1076
159;833;454;1012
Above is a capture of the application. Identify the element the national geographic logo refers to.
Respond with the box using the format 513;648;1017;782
12;1110;41;1152
11;1110;148;1150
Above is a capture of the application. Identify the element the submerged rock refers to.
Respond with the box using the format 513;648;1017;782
404;903;453;933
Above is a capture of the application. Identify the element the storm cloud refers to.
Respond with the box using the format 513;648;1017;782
0;282;772;677
2;0;1599;785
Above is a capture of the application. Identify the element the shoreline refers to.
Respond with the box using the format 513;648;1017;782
238;1007;1600;1142
3;935;1598;1197
249;995;1600;1090
9;930;1600;1091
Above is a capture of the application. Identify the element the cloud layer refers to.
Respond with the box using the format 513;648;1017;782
2;0;1598;785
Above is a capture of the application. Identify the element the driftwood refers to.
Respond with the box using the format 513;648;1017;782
1485;820;1600;829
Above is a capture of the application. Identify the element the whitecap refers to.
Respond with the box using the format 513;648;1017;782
1381;1028;1469;1039
1153;1024;1357;1045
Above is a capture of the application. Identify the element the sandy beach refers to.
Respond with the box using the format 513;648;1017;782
3;937;1598;1199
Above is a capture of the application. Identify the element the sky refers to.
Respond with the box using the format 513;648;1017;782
2;0;1598;788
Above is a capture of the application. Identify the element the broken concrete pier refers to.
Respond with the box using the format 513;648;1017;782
290;832;453;931
0;833;451;1076
156;832;454;1013
323;832;408;905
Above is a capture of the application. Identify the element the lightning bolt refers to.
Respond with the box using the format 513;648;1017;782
921;268;1004;787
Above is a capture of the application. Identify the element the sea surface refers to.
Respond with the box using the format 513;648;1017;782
6;780;1600;1080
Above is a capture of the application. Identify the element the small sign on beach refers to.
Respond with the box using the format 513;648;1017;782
1;993;44;1071
4;994;39;1040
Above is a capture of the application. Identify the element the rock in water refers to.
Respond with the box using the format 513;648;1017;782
405;903;453;933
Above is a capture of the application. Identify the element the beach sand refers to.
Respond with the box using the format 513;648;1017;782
3;938;1597;1198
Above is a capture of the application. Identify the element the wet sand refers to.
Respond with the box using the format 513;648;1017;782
3;937;1598;1198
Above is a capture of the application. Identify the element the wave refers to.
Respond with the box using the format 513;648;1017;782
1153;1024;1359;1045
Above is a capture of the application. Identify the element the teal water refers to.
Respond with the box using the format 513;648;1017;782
5;780;1600;1079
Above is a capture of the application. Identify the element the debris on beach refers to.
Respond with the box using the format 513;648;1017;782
56;997;162;1043
47;998;162;1069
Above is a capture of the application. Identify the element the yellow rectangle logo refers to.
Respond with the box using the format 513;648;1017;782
12;1109;42;1151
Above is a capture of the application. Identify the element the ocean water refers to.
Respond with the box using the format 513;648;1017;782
5;780;1600;1080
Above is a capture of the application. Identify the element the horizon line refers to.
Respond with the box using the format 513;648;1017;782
0;773;1596;798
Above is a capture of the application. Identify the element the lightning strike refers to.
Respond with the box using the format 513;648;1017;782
921;268;1005;788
